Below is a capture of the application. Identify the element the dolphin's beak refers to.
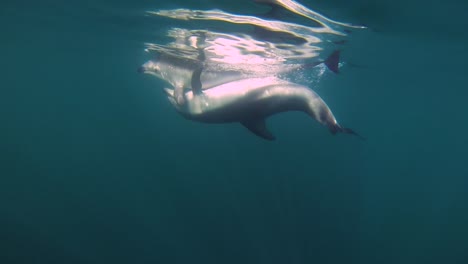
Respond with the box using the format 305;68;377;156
137;66;146;73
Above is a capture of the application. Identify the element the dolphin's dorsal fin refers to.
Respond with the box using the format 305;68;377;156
324;50;340;74
191;66;203;95
300;50;340;73
241;119;276;141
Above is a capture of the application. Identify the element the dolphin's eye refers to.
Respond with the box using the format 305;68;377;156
153;65;160;72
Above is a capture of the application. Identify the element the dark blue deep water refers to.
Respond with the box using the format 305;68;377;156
1;0;468;263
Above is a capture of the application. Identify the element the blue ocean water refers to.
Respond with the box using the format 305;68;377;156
1;0;467;263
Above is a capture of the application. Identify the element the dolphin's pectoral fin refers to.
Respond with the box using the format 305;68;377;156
164;88;178;107
241;119;276;141
191;66;203;96
174;86;185;105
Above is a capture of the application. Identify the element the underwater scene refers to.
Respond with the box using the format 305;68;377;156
1;0;468;263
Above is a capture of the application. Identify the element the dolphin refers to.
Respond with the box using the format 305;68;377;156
138;50;341;103
163;76;362;141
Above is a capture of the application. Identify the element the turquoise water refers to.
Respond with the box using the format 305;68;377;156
1;0;467;263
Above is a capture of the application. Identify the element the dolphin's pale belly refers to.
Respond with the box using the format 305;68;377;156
189;96;302;123
164;76;360;140
157;62;194;89
150;60;246;90
141;58;309;91
178;77;311;123
200;71;246;89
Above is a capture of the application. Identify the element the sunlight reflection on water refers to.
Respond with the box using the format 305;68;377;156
142;0;365;87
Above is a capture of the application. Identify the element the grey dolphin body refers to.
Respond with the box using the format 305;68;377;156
138;54;247;105
163;77;360;140
138;54;206;105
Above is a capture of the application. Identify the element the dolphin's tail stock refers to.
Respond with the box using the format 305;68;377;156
304;88;365;140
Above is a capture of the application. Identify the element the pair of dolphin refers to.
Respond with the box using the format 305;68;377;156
139;52;362;141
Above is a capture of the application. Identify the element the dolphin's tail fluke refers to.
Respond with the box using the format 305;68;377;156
330;124;366;140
